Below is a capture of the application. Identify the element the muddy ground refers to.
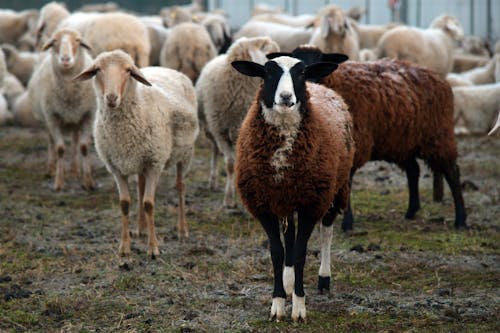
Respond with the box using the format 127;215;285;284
0;126;498;332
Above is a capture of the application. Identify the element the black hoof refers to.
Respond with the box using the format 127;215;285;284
318;276;330;294
454;223;469;231
405;210;417;220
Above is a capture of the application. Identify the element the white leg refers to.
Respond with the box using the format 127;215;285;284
223;156;235;208
292;292;306;322
283;266;294;297
270;297;285;321
318;223;333;293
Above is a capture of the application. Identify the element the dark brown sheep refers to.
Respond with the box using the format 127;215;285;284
232;56;354;321
281;46;467;231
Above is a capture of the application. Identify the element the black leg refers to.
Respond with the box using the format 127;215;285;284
283;214;295;297
403;158;421;219
341;172;354;232
442;163;468;229
318;207;337;293
294;210;317;298
433;171;444;202
258;213;286;299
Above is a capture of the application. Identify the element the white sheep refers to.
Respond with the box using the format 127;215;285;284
2;72;24;111
452;53;490;73
309;5;360;60
251;13;316;28
447;54;500;87
196;36;280;205
160;22;216;82
35;2;70;47
12;90;38;128
234;21;312;53
350;21;399;49
29;28;96;190
453;83;500;135
0;44;40;86
0;48;12;125
377;15;464;77
74;50;199;258
199;13;232;54
144;23;169;66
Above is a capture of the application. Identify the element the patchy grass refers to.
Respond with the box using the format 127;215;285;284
0;127;498;332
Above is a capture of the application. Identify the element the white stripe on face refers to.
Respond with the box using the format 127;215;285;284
273;56;301;107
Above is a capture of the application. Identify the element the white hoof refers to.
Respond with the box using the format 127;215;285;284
283;266;294;297
292;292;306;322
270;297;285;321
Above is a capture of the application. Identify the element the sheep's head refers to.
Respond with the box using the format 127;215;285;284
73;50;151;109
317;5;350;39
43;29;91;71
228;37;280;65
431;15;464;42
232;56;338;113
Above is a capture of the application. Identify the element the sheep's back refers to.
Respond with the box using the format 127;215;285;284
322;59;456;169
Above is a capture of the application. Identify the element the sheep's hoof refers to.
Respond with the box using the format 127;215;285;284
291;293;306;322
53;182;64;191
404;210;417;220
118;241;131;257
455;223;469;231
81;180;96;191
317;276;330;294
178;231;189;241
130;229;147;238
270;297;285;322
147;246;160;259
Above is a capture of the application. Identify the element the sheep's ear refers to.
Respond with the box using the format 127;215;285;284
0;45;13;58
129;67;152;86
266;52;292;60
231;61;265;78
77;39;92;51
73;65;99;82
322;53;349;64
35;22;45;45
320;16;330;39
305;62;338;80
42;38;55;51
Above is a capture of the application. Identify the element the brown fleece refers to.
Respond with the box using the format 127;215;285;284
236;83;354;222
321;58;457;171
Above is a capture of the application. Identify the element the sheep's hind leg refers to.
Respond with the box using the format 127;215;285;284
433;171;444;202
223;157;236;208
143;169;161;258
442;163;467;229
176;162;189;240
259;214;286;321
79;116;95;190
283;214;295;297
70;130;81;178
133;174;147;237
47;134;56;177
341;172;354;232
114;174;132;258
318;207;336;294
402;158;421;219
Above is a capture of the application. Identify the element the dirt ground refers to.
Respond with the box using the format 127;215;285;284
0;126;498;332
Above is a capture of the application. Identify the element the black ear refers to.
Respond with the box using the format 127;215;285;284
231;61;265;78
305;62;338;80
321;53;349;64
266;52;292;60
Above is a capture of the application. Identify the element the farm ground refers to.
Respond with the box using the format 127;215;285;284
0;126;498;332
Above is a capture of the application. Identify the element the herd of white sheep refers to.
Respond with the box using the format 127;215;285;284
0;0;498;322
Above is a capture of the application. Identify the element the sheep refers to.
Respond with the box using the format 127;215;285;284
74;50;199;257
350;21;400;49
376;15;464;77
231;56;354;321
160;22;216;82
345;6;366;22
12;91;37;128
452;53;490;73
453;83;500;135
251;13;316;28
0;49;11;125
3;72;25;111
196;37;280;205
309;5;360;61
144;24;169;66
447;54;500;87
234;21;313;53
199;13;232;54
0;9;39;45
78;2;120;13
28;28;96;191
161;6;193;27
457;35;491;57
1;44;39;86
35;2;70;47
286;46;467;231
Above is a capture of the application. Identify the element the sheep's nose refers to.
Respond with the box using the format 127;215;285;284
279;91;294;106
106;94;118;108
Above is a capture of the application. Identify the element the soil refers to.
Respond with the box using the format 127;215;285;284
0;126;498;332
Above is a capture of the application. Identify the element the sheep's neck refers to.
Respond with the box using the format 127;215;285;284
261;102;302;183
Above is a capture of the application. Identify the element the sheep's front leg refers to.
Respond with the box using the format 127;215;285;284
259;214;286;321
292;210;317;322
402;158;420;219
341;172;354;232
143;169;161;258
79;115;95;190
114;174;131;257
318;207;336;294
176;162;189;240
283;214;295;297
47;116;65;190
47;134;56;177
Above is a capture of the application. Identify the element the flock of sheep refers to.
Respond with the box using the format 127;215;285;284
0;0;498;322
